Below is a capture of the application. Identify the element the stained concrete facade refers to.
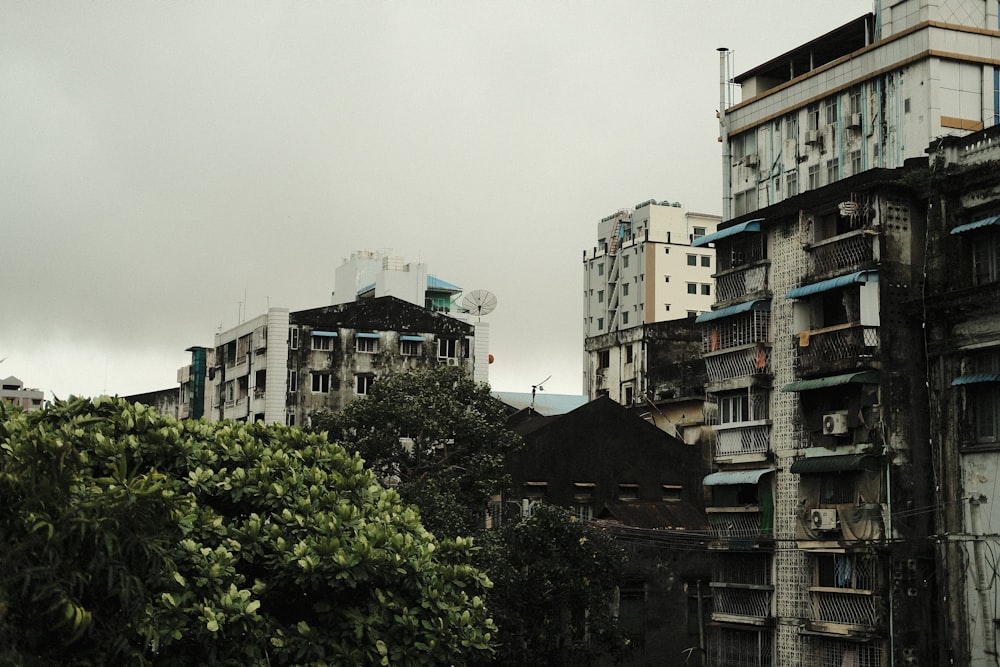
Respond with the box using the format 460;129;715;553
1;376;45;411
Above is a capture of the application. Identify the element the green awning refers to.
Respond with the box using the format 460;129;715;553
691;219;763;247
790;454;881;474
786;271;877;299
356;332;381;339
782;371;879;392
400;335;426;342
695;299;770;323
951;215;1000;235
703;468;775;486
310;330;338;337
952;373;1000;385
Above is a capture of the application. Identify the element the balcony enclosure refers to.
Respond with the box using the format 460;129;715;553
706;388;771;458
700;303;771;354
716;262;771;304
707;627;773;667
711;554;773;624
808;553;883;633
804;228;878;281
704;471;774;546
809;637;884;667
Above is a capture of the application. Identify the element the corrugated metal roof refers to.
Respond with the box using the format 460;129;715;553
695;299;770;323
781;370;879;392
703;468;776;486
952;373;1000;385
790;454;881;474
785;270;877;299
691;219;763;247
951;215;1000;235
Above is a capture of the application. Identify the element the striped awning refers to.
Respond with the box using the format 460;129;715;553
703;468;775;486
951;215;1000;235
695;299;770;323
786;271;877;299
691;219;763;247
782;371;880;392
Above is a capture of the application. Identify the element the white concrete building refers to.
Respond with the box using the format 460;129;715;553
721;0;1000;220
0;376;44;411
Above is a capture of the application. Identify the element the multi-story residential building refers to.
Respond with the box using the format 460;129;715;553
200;297;478;427
696;2;1000;664
331;250;464;313
720;0;1000;221
582;200;720;406
922;124;1000;666
0;376;44;411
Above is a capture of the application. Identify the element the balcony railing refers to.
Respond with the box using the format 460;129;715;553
702;313;770;354
809;588;880;630
714;422;771;458
706;345;771;383
708;627;773;667
716;262;770;303
794;324;879;376
707;506;766;540
711;584;773;623
806;229;877;279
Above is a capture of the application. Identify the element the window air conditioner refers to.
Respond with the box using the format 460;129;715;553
744;153;759;168
848;112;863;129
447;358;460;366
810;508;839;531
805;130;822;146
822;412;849;436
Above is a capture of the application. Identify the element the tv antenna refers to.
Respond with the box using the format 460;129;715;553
530;375;551;414
461;290;497;320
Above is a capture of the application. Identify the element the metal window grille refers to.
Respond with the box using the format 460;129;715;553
806;229;877;277
702;311;771;353
714;553;772;586
708;627;773;667
716;263;770;302
811;637;883;667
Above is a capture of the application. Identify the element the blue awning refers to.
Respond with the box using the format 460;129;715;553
786;271;877;299
356;332;381;339
695;299;770;323
703;468;775;486
400;335;425;342
782;370;880;392
951;215;1000;235
692;218;763;247
952;373;1000;385
310;330;338;337
427;275;462;292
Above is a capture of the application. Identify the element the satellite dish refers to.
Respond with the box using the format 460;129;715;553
462;290;497;317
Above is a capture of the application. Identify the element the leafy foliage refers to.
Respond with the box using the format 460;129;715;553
0;397;495;666
310;366;522;539
477;504;629;667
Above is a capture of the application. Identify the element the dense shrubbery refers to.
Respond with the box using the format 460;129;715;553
0;396;494;666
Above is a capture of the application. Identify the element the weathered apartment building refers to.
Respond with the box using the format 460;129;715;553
697;1;1000;665
176;251;488;427
582;200;720;443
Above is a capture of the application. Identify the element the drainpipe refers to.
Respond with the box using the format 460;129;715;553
886;459;895;667
969;494;998;658
718;48;731;221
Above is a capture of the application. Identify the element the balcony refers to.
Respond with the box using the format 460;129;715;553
794;323;879;377
711;584;773;625
808;588;881;634
805;229;877;281
715;261;771;304
705;344;771;386
707;506;770;546
713;422;771;459
708;627;773;667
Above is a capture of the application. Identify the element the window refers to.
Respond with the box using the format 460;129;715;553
225;380;235;405
693;226;707;238
687;254;697;266
701;284;711;296
664;303;671;311
664;275;670;283
824;96;838;126
826;158;839;184
286;413;296;427
401;340;421;356
287;370;297;393
687;283;697;294
807;102;820;131
662;485;683;502
356;374;375;395
618;483;639;500
572;505;593;522
850;150;862;176
785;113;798;141
622;311;629;324
623;254;630;268
849;87;862;116
626;345;634;364
731;131;756;160
814;553;876;590
733;188;758;216
356;336;378;353
311;334;333;351
625;385;634;404
808;164;820;190
289;327;299;350
597;290;604;303
311;374;330;393
687;310;697;317
598;349;610;368
786;170;799;197
973;236;1000;285
622;283;630;296
438;338;459;359
664;247;670;254
597;263;604;276
700;255;711;267
972;384;1000;443
597;317;604;330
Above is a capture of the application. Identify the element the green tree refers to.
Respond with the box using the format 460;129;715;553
310;366;521;539
479;504;629;667
0;396;495;666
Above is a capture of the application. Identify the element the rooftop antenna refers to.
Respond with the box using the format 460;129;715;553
530;375;551;414
461;289;498;321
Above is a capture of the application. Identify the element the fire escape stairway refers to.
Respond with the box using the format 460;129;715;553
606;218;624;331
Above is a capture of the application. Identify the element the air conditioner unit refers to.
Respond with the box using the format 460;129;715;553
805;129;822;146
822;412;849;436
744;153;759;168
447;358;460;366
848;112;863;129
811;508;839;531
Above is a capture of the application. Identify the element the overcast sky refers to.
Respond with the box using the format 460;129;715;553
2;1;872;400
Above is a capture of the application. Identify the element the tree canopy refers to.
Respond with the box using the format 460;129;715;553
310;366;522;539
0;396;495;666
